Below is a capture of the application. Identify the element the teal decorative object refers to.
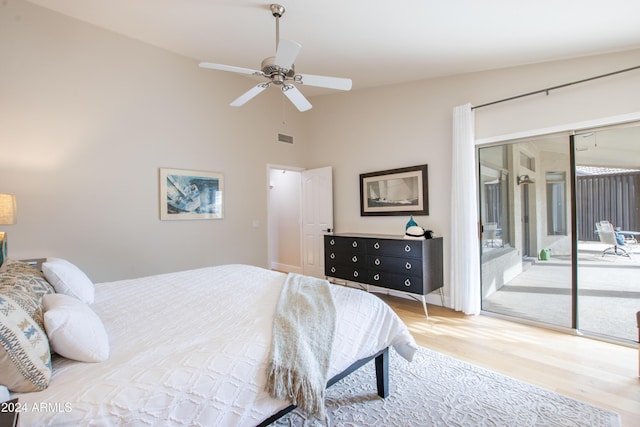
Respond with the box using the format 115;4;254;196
405;215;418;230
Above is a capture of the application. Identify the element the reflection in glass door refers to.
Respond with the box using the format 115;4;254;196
574;126;640;342
480;136;573;330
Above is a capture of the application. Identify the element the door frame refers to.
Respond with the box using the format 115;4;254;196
266;164;334;277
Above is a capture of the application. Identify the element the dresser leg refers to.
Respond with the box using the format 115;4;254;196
421;295;428;318
439;287;445;307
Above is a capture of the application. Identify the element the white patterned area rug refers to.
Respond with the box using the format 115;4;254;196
274;346;621;427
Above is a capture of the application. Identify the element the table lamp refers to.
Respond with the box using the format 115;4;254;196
0;194;17;267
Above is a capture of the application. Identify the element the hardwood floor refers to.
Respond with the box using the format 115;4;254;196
377;293;640;426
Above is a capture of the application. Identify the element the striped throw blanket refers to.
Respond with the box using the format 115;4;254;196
266;273;337;419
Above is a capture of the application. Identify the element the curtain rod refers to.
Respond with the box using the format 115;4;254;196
472;64;640;110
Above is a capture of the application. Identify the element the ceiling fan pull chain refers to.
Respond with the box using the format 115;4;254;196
281;91;286;125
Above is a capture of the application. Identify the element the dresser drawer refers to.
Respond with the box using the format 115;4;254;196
326;249;366;268
366;238;422;259
325;236;366;253
367;255;422;277
368;271;424;294
326;264;366;282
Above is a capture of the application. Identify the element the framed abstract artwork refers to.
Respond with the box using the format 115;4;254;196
159;168;224;220
360;164;428;216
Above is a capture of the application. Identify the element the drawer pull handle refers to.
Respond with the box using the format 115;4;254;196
330;253;335;259
405;245;411;252
330;239;335;245
353;271;359;278
352;241;358;248
404;279;411;287
374;258;381;266
374;242;380;249
352;256;358;263
405;262;412;270
373;273;380;281
331;267;336;273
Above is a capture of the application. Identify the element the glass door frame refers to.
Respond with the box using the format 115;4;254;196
478;134;574;331
569;134;578;330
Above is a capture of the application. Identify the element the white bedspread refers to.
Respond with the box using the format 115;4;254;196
13;264;417;426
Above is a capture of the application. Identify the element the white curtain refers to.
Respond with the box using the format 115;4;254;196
450;103;481;315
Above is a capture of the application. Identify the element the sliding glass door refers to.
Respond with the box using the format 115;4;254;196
479;123;640;343
574;126;640;341
479;135;573;329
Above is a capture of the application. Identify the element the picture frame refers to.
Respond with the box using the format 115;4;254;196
159;168;224;220
360;164;428;216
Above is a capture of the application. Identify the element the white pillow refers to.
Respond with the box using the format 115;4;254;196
42;293;110;363
42;258;94;304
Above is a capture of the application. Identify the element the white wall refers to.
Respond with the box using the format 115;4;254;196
0;0;310;281
305;49;640;304
3;0;640;297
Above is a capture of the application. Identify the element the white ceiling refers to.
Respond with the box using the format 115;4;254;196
25;0;640;94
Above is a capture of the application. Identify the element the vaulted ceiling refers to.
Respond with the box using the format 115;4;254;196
26;0;640;95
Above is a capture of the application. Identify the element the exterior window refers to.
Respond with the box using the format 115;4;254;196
546;171;567;235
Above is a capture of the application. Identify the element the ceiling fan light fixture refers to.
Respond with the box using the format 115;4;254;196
260;57;295;80
261;57;280;75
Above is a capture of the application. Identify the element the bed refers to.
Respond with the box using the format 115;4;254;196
2;261;417;426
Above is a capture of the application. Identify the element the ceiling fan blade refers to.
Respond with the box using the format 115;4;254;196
274;39;302;70
230;83;269;107
282;84;312;112
199;62;262;76
296;73;352;91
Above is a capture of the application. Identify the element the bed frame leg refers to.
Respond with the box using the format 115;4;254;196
375;347;389;398
258;347;391;426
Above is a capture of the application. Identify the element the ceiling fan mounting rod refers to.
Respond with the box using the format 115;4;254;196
271;4;285;50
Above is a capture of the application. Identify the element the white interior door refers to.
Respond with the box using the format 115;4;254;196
301;166;333;278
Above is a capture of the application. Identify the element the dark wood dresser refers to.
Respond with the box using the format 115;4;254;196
324;233;444;317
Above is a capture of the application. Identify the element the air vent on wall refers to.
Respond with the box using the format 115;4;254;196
278;133;294;144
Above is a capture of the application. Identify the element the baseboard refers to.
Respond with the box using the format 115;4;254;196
270;263;303;274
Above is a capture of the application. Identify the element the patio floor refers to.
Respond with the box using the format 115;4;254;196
482;241;640;342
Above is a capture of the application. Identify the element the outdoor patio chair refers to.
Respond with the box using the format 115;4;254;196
595;220;630;257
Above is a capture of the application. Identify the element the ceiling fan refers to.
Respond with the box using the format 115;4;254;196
199;4;352;112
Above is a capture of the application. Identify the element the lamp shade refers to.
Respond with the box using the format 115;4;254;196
0;194;17;225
